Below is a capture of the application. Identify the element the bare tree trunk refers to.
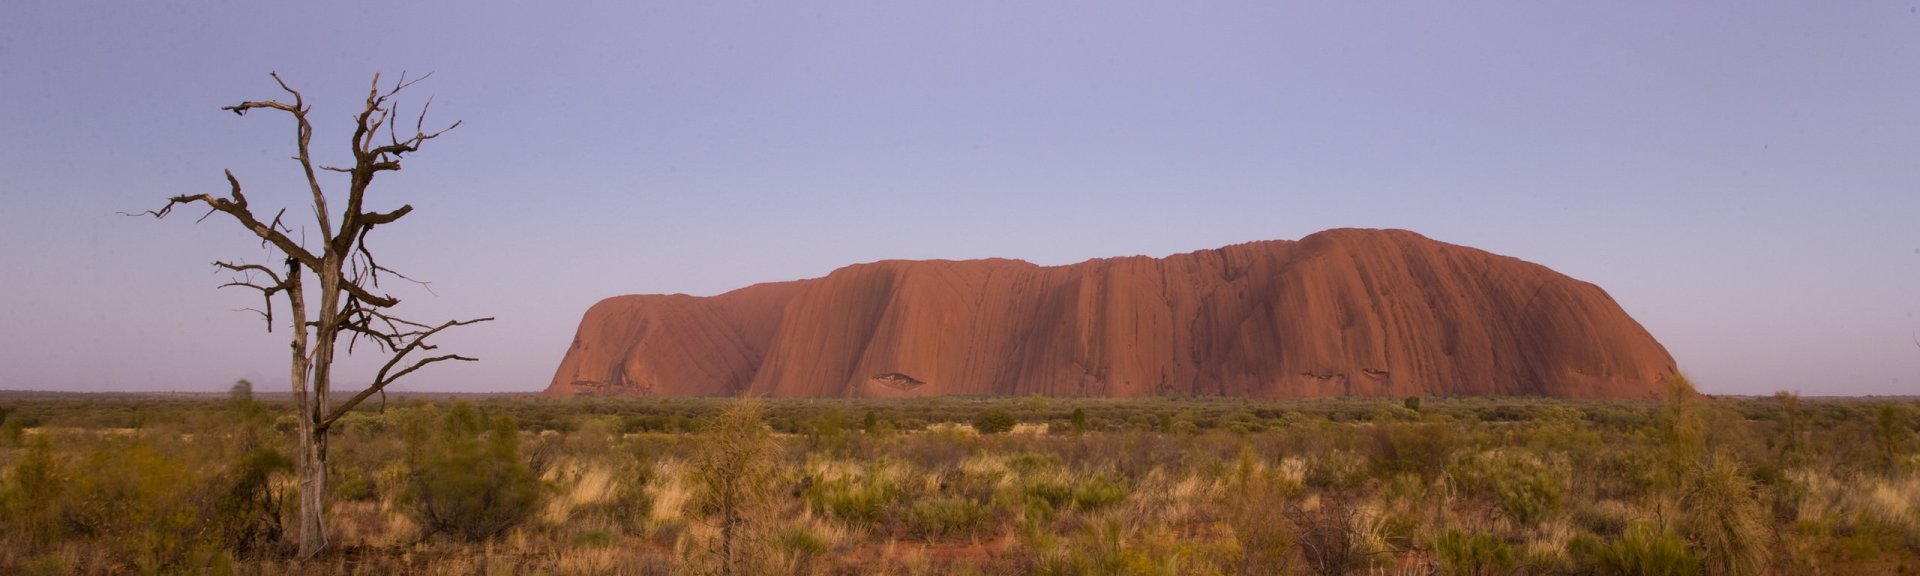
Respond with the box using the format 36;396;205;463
286;265;329;559
296;424;327;557
300;262;344;558
135;72;487;562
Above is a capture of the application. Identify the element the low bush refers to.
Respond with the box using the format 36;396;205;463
1228;468;1296;575
1071;475;1129;511
806;474;897;526
1448;449;1566;524
2;436;65;550
907;496;994;539
609;446;657;532
404;402;544;541
1435;528;1513;576
1580;523;1699;576
1679;455;1769;576
973;408;1017;435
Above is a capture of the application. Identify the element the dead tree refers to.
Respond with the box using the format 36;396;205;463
134;72;490;559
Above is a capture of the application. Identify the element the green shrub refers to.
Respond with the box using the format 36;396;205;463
1287;493;1369;576
1370;422;1459;480
210;447;293;557
575;529;616;548
687;398;780;575
1679;455;1768;576
1435;528;1514;576
609;447;656;532
907;496;993;539
1071;475;1129;511
1448;449;1565;524
1874;403;1917;471
2;436;65;549
776;525;827;555
1024;479;1074;510
1583;523;1699;576
806;474;897;526
404;402;544;541
973;408;1017;435
1007;452;1064;475
330;464;378;502
0;406;20;446
1306;449;1369;489
1228;469;1296;575
63;440;205;570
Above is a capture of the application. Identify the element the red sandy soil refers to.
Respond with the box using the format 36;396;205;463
546;228;1674;399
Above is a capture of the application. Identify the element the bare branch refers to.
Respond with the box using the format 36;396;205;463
220;72;333;240
128;172;322;271
359;205;413;227
212;260;290;331
221;100;300;116
319;316;492;430
339;277;400;308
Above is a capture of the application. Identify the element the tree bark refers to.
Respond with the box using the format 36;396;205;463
285;264;329;558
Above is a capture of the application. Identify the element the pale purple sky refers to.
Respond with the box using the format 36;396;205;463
2;1;1916;395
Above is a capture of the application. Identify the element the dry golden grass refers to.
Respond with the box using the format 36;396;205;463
3;394;1917;574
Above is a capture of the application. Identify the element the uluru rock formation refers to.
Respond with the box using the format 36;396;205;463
547;229;1675;399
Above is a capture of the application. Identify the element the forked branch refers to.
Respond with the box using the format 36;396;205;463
319;316;493;430
129;170;323;271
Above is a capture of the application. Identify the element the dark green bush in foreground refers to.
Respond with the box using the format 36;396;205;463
404;402;542;541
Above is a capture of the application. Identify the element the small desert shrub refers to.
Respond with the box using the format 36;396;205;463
606;443;657;532
1370;422;1459;480
1071;475;1129;511
1306;449;1369;490
1007;451;1064;474
973;408;1017;435
1577;523;1699;576
1678;455;1769;576
575;529;616;548
1288;493;1371;576
2;436;65;549
1448;449;1566;524
907;495;994;539
1024;479;1074;510
1036;519;1132;575
1875;404;1917;471
1435;528;1514;576
776;525;827;555
687;398;780;575
209;447;293;557
330;464;378;502
806;474;897;526
1571;500;1635;538
1591;447;1659;500
1228;469;1297;575
63;440;213;570
404;402;544;541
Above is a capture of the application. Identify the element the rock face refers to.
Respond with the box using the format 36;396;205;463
547;229;1675;399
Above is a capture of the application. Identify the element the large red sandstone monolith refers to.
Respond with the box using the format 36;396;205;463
547;229;1675;399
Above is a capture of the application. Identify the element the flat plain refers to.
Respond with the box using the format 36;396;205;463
0;384;1915;575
